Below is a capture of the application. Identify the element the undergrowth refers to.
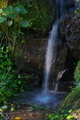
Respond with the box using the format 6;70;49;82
0;45;32;105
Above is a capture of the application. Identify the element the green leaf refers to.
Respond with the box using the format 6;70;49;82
28;4;33;8
5;91;12;97
3;7;9;13
19;8;27;14
20;20;29;27
2;105;8;109
7;20;13;26
0;65;4;69
0;9;3;13
3;6;13;14
7;66;11;71
8;14;17;19
18;81;21;84
18;75;21;78
0;17;6;23
17;5;24;8
13;7;20;12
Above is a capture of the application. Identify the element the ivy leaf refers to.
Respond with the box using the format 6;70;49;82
20;20;29;27
7;20;13;26
0;17;6;23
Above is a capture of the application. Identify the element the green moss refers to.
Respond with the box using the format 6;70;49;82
74;61;80;86
58;61;80;112
59;87;80;111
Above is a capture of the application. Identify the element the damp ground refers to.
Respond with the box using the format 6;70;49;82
7;104;55;120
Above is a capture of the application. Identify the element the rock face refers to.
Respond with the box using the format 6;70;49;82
51;12;80;91
14;0;80;91
49;0;80;91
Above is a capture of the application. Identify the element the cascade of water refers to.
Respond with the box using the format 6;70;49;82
43;19;59;93
43;0;64;93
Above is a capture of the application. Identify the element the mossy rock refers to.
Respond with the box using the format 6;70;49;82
74;61;80;85
59;87;80;111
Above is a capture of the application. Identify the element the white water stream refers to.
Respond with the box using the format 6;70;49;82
43;0;64;93
44;19;59;93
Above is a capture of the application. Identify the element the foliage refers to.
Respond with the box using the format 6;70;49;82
45;109;75;120
0;0;7;9
74;61;80;86
0;5;28;26
0;46;31;104
24;1;53;32
75;0;80;14
47;108;80;120
0;4;29;52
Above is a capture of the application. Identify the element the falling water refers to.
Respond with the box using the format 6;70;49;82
44;19;59;93
44;0;64;93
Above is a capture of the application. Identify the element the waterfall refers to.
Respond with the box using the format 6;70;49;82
43;0;64;93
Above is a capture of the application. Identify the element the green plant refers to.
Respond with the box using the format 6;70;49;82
46;109;75;120
0;46;31;104
0;4;29;51
0;0;7;9
74;61;80;86
24;1;54;32
75;0;80;14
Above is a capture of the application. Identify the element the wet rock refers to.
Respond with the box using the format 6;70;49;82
60;13;80;61
53;12;80;89
14;37;48;88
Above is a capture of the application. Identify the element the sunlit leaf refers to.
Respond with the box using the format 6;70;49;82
0;9;3;13
2;105;8;109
